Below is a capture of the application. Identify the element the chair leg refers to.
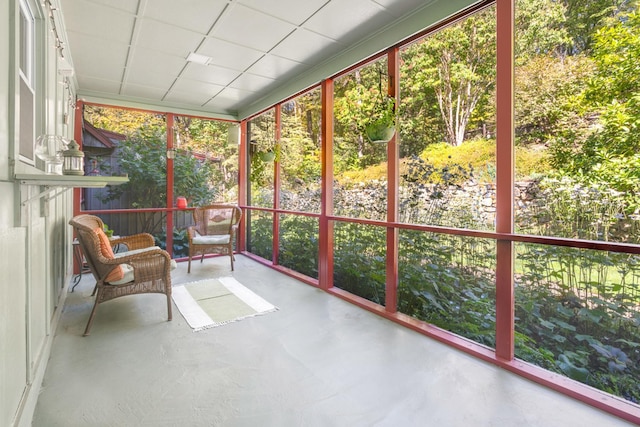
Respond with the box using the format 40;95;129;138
166;292;173;321
187;255;192;273
83;291;102;336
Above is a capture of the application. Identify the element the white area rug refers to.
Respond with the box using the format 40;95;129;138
172;277;277;331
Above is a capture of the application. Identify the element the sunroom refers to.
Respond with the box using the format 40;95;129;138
3;0;640;425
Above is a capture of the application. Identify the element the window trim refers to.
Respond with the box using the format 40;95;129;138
18;0;36;165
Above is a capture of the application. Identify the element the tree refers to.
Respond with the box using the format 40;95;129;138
551;10;640;208
515;0;569;62
100;127;218;231
83;105;165;136
174;117;239;202
515;54;594;144
561;0;636;55
402;8;496;147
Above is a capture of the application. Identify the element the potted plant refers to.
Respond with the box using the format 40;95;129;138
362;95;397;143
257;141;280;163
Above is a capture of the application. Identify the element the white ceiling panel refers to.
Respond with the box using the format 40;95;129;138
142;0;228;34
66;33;127;81
198;37;265;71
164;88;219;106
270;28;340;64
304;0;390;43
169;78;225;101
82;0;139;14
126;48;186;80
124;70;176;91
61;0;134;43
60;0;461;117
76;76;122;94
372;0;435;17
203;96;244;112
120;83;168;100
246;54;307;80
135;19;205;57
209;86;256;105
237;0;329;26
211;4;296;52
182;63;240;87
228;73;276;92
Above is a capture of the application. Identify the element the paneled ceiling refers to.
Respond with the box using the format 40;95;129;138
58;0;456;119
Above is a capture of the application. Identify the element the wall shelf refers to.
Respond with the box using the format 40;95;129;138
16;174;129;205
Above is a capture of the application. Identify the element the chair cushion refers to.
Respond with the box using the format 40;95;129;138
192;232;231;245
113;246;161;258
108;259;177;286
94;227;124;282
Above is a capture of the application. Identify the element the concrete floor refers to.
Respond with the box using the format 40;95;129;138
33;255;636;427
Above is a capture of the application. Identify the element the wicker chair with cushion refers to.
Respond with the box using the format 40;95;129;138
187;204;242;273
69;214;174;336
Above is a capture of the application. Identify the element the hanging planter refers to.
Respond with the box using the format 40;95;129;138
358;64;397;144
259;149;276;162
362;95;397;143
364;119;396;144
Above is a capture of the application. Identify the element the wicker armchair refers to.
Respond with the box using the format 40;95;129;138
69;214;173;336
187;204;242;272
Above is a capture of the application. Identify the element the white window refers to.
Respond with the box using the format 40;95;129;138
19;0;35;162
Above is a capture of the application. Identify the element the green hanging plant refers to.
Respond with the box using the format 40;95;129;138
259;149;276;162
358;65;397;144
363;95;397;143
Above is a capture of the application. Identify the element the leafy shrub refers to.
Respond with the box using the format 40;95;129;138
278;215;319;279
154;228;189;258
335;138;549;185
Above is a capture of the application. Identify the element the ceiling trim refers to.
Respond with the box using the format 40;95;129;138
79;94;239;122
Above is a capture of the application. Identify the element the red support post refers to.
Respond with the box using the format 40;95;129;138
319;79;335;291
166;113;175;258
386;48;400;313
495;0;515;361
272;105;281;265
73;99;84;218
72;100;84;275
238;120;248;252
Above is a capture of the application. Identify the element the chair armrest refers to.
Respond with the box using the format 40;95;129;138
110;233;156;251
104;248;173;280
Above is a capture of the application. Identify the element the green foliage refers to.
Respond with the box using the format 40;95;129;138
278;216;319;279
550;10;640;207
398;231;497;346
174;117;239;202
102;223;114;238
100;127;218;209
333;59;391;170
83;106;165;137
518;176;640;242
514;0;569;61
335;139;549;185
515;54;594;145
247;211;273;260
362;95;397;143
401;7;496;147
334;223;387;305
561;0;635;54
338;162;389;184
154;228;189;258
